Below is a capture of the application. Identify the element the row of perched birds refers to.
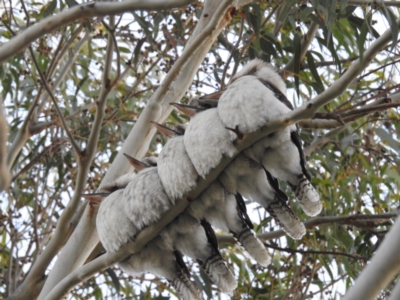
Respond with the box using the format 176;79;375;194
86;59;322;300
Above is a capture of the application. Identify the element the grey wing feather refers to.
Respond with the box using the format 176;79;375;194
184;109;237;178
158;136;198;200
123;167;173;230
96;189;138;253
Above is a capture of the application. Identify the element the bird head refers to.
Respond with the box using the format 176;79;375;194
229;58;287;95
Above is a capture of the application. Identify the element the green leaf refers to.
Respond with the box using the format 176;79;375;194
278;0;297;22
375;128;400;153
106;268;120;295
293;32;301;96
65;0;79;8
379;5;398;50
306;52;324;93
43;0;57;18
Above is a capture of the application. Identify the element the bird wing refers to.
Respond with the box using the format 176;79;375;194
290;130;311;181
234;193;254;229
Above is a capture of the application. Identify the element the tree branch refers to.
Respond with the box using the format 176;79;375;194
6;30;90;169
282;22;320;80
42;13;400;300
36;1;238;298
36;15;118;299
264;242;369;261
300;91;400;129
282;16;400;124
218;212;398;244
28;47;82;156
0;0;196;64
0;96;11;191
343;214;400;300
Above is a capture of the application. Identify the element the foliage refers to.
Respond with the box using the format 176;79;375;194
0;0;399;299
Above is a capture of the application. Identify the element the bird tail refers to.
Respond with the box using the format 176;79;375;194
266;197;306;240
292;175;322;217
235;227;271;267
170;272;203;300
198;254;237;295
171;251;203;300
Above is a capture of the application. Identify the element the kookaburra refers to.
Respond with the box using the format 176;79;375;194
154;122;199;201
201;58;322;217
155;123;271;266
171;104;237;178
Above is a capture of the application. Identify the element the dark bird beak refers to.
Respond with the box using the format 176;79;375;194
150;121;182;137
81;193;111;203
197;90;224;107
170;103;206;116
123;153;151;171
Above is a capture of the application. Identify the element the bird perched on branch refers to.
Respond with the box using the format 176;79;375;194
155;123;271;266
201;58;322;217
171;103;237;178
154;122;199;201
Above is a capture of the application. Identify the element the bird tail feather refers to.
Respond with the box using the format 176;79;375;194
199;254;237;295
266;197;306;240
293;176;322;217
171;270;203;300
235;228;271;267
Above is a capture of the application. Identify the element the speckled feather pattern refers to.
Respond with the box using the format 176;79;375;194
96;189;138;253
158;136;198;200
184;108;237;178
123;167;173;230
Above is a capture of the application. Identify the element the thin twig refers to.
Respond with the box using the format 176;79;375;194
28;47;82;156
264;243;369;260
220;17;243;89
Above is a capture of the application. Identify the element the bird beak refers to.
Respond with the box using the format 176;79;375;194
81;193;110;203
198;89;224;104
197;98;220;108
150;121;182;137
170;103;206;116
123;153;150;171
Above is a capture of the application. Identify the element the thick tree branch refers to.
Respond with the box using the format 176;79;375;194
343;214;400;300
36;17;118;300
0;0;196;64
0;96;10;191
